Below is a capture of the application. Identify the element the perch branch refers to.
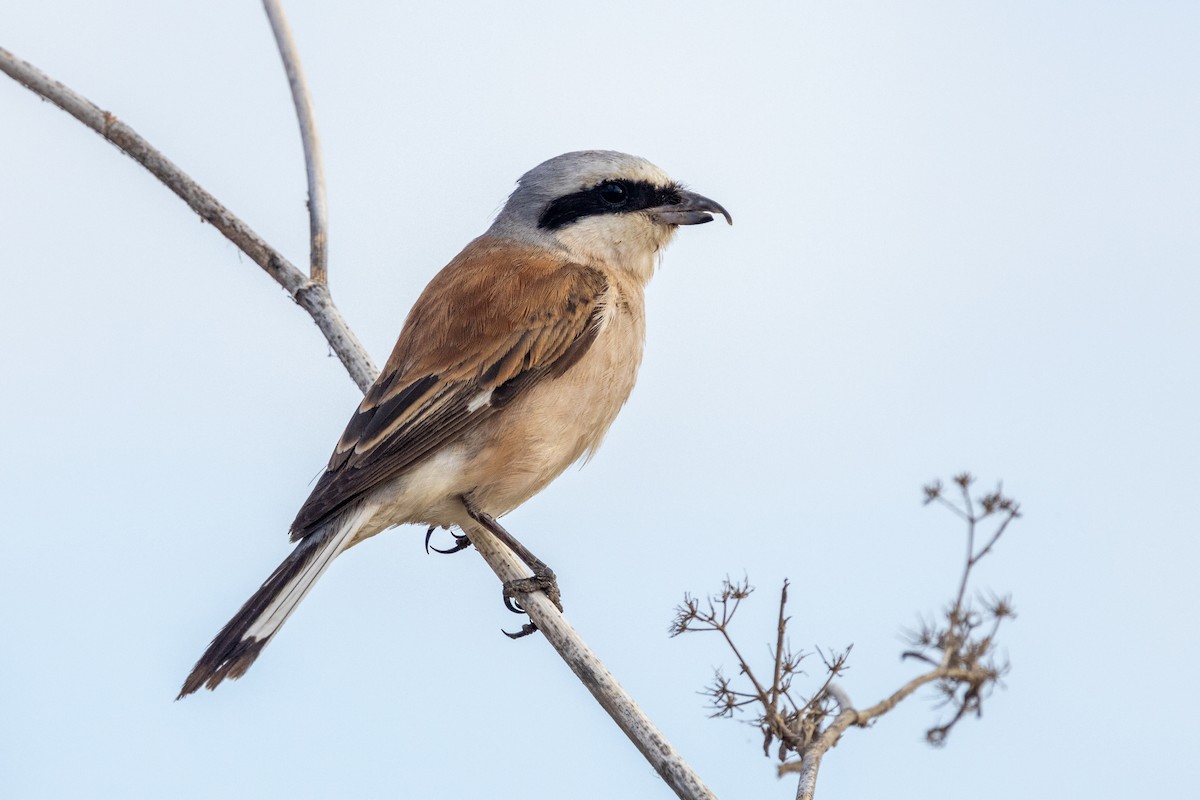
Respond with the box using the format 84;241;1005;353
461;519;717;800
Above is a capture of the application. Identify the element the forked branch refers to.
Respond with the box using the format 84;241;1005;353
0;45;374;393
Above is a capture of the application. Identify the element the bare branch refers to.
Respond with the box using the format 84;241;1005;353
460;518;717;800
854;666;984;723
785;665;989;800
0;46;376;393
262;0;329;284
293;280;377;392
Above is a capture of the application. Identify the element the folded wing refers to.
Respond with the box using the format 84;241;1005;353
290;246;608;540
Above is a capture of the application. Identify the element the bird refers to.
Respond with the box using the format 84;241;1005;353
178;150;731;698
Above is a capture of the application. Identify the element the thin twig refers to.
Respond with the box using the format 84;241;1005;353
262;0;329;284
769;580;790;713
800;647;847;719
971;510;1017;567
718;626;771;703
2;41;715;800
952;511;976;614
0;46;376;393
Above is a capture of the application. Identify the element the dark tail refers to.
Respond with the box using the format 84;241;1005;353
177;508;367;699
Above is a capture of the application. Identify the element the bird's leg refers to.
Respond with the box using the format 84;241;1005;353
424;525;472;555
461;500;563;638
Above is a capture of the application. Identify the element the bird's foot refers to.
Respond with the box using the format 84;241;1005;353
458;498;565;639
500;566;562;638
502;566;562;613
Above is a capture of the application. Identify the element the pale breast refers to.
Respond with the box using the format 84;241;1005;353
462;278;647;516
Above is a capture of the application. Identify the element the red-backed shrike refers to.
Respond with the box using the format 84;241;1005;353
179;150;730;697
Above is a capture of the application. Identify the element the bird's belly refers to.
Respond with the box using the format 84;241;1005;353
462;310;645;516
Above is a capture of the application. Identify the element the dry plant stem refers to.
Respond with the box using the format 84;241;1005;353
785;666;982;800
951;481;977;612
719;629;770;703
770;581;789;712
937;490;1016;616
262;0;329;284
2;43;714;800
0;46;376;393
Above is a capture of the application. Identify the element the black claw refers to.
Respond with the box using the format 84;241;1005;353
504;595;526;614
503;622;539;640
430;538;471;555
425;527;472;555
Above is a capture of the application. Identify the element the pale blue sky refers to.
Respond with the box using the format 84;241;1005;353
2;2;1198;798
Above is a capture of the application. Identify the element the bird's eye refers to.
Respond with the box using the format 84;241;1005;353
598;181;627;206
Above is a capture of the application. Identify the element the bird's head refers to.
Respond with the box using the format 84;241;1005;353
489;150;731;283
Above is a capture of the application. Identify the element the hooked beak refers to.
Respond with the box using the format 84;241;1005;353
649;189;733;226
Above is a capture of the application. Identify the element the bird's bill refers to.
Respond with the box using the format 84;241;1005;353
649;189;733;226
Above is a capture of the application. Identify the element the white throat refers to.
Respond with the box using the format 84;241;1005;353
552;215;676;286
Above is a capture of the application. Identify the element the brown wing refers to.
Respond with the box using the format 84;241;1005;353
289;239;608;539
